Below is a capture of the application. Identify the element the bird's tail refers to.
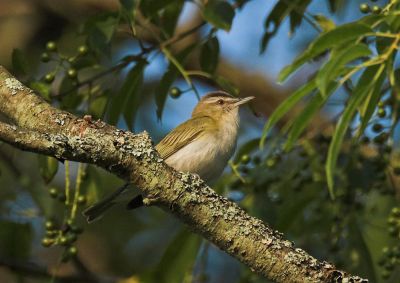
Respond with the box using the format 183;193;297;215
82;183;129;223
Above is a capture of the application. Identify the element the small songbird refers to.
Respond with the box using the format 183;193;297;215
83;91;254;222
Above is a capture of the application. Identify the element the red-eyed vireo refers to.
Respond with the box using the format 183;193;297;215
83;91;254;222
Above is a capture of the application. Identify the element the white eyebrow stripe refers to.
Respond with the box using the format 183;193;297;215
203;97;236;103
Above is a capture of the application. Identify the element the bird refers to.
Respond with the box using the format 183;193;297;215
83;91;254;222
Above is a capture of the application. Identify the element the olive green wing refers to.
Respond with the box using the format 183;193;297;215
156;116;215;159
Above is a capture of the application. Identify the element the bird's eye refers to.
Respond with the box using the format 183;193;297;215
217;99;224;105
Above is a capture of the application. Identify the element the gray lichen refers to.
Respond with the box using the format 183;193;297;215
5;78;25;95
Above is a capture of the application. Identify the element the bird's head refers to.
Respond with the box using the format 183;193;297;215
191;91;254;120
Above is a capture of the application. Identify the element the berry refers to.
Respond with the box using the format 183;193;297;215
169;87;182;99
59;236;69;246
240;154;250;164
41;238;54;247
67;68;77;79
377;108;386;118
41;52;50;63
46;41;57;52
44;73;55;83
78;45;88;55
372;5;381;14
77;195;87;205
45;220;55;230
49;187;58;198
359;3;370;14
68;246;78;256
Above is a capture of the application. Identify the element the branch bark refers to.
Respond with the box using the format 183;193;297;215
0;66;367;283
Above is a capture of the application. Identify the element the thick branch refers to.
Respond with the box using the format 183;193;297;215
0;66;367;283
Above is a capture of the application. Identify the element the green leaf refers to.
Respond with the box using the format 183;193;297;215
278;22;372;82
260;79;317;148
161;0;185;36
141;228;201;283
358;65;386;136
326;64;385;198
284;92;325;151
108;60;147;126
0;220;32;259
155;68;178;121
11;48;28;75
38;155;59;184
85;13;119;57
89;95;108;119
260;0;312;53
316;43;371;97
200;36;220;74
123;62;145;130
30;81;51;101
203;0;235;31
119;0;135;10
313;14;335;32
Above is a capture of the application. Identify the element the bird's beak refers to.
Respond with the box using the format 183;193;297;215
234;96;255;107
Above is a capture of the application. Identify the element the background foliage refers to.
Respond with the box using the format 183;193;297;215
0;0;400;282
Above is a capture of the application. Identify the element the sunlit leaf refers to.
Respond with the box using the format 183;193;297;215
203;0;235;31
316;43;371;97
278;22;372;82
260;79;317;148
313;14;335;32
358;65;386;136
326;64;385;198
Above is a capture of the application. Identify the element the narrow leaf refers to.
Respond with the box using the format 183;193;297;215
326;64;385;198
12;49;29;75
203;0;235;31
278;22;372;82
260;79;317;148
38;155;59;184
108;60;147;126
200;36;220;74
316;43;371;97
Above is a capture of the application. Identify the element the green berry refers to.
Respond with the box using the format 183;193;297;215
49;188;58;198
240;154;250;164
377;108;386;118
70;225;83;234
67;68;77;79
46;41;57;52
359;3;370;13
44;73;55;83
68;246;78;256
169;87;182;99
388;226;398;237
68;57;76;64
372;5;381;14
78;45;88;55
391;207;400;217
41;238;54;247
41;52;50;63
266;157;276;168
77;195;87;205
46;230;58;238
45;220;55;230
59;236;69;246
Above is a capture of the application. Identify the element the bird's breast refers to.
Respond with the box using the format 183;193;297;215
165;126;237;184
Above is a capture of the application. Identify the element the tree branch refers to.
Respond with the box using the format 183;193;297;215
0;66;367;283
